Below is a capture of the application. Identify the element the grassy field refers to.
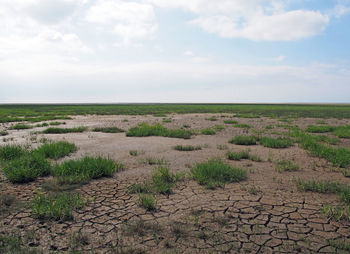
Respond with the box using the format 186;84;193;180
1;104;350;123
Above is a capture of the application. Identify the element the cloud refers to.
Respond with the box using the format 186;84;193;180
86;0;157;42
148;0;329;41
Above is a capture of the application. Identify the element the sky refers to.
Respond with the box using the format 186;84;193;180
1;0;350;103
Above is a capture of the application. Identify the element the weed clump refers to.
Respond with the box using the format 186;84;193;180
126;123;192;139
229;135;257;145
138;194;156;211
34;141;77;159
259;137;294;148
191;159;247;188
276;160;300;172
53;156;124;184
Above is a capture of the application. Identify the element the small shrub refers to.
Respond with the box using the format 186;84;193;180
2;153;51;183
34;141;77;159
138;194;156;211
200;128;216;135
10;124;32;130
259;137;294;148
92;127;124;133
191;159;247;188
276;160;300;172
0;144;27;161
53;156;124;184
42;127;87;134
306;125;335;133
31;192;84;221
173;145;201;151
229;135;257;145
0;131;8;136
224;120;238;124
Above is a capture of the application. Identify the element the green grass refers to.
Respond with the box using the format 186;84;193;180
234;113;260;118
142;157;169;166
151;167;179;195
92;127;124;133
127;183;153;194
35;123;49;127
0;131;8;136
53;156;124;184
333;125;350;138
49;121;65;126
42;126;87;134
306;125;335;133
0;232;39;254
126;123;192;139
173;145;201;151
34;141;77;159
205;117;217;121
223;120;238;124
162;118;172;123
229;135;257;145
329;239;350;252
138;194;157;211
10;123;32;130
0;144;27;161
31;192;85;221
233;123;252;129
276;160;300;172
259;137;294;148
214;125;225;131
191;159;247;189
226;150;262;162
200;128;216;135
2;153;51;183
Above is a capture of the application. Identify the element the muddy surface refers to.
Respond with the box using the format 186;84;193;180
1;114;350;253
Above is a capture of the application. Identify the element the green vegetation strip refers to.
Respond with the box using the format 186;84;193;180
259;137;294;148
229;135;257;145
126;123;192;139
42;126;87;134
92;127;124;133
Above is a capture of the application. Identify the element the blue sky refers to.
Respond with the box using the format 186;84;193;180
1;0;350;103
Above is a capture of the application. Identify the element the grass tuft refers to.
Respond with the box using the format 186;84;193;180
10;123;32;130
259;137;294;148
306;125;335;133
34;141;77;159
0;144;27;161
53;156;124;184
276;159;300;172
31;192;84;221
191;159;247;188
138;194;156;211
173;145;201;151
152;167;179;195
229;135;257;145
126;123;192;139
42;126;87;134
92;127;124;133
200;128;216;135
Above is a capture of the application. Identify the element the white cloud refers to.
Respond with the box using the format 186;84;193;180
86;0;157;42
184;51;195;57
148;0;329;41
274;55;287;62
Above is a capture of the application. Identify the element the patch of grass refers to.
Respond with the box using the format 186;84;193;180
296;179;345;194
138;194;156;211
226;150;262;162
0;144;27;161
259;137;294;148
205;117;217;121
31;192;85;221
265;125;275;129
217;144;228;150
127;183;153;194
0;232;38;254
329;238;350;251
49;121;65;126
234;113;260;118
276;160;300;172
142;157;169;166
173;145;201;151
333;125;350;138
3;153;51;183
35;123;49;127
34;141;77;159
42;126;87;134
191;158;247;189
41;179;83;193
229;135;257;145
92;126;124;133
322;203;350;221
200;128;216;135
162;118;172;123
214;125;225;131
306;125;335;133
224;120;238;124
0;131;8;136
10;123;32;130
316;120;328;125
233;123;252;129
53;156;124;184
152;167;179;195
126;123;192;139
153;113;167;117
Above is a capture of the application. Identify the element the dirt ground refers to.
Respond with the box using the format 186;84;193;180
1;114;350;253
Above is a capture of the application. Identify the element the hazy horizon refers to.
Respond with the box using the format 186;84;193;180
1;0;350;103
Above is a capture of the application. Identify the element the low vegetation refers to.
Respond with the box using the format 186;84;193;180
306;125;335;133
223;120;238;124
259;137;294;148
31;192;85;221
10;124;32;130
226;150;262;162
53;156;123;184
200;128;216;135
229;135;257;145
34;141;77;159
276;159;300;172
234;123;252;129
138;194;157;211
0;131;8;136
42;126;87;134
191;159;247;189
92;127;124;133
173;145;201;151
126;123;193;139
0;144;27;161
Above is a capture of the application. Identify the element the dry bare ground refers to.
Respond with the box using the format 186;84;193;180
1;114;350;253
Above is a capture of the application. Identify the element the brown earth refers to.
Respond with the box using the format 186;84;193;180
1;114;350;253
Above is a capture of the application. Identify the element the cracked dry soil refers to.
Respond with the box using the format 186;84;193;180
1;114;350;253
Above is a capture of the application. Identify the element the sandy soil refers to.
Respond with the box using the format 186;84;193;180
0;114;350;253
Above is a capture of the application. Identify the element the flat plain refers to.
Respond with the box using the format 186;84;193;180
1;104;350;253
